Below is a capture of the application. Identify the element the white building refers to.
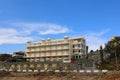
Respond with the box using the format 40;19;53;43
25;36;87;62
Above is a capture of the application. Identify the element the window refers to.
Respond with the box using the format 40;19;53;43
41;47;44;50
72;56;75;59
52;46;56;50
73;50;75;53
57;51;62;55
76;56;78;59
36;53;39;56
46;47;50;50
79;55;81;58
78;44;80;47
73;45;75;48
73;50;78;53
63;50;68;55
41;53;44;56
36;48;39;51
64;45;69;48
78;39;81;42
51;51;56;56
57;46;62;49
31;53;34;57
46;52;50;56
28;53;31;57
31;49;34;51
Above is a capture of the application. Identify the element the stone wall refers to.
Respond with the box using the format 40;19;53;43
0;59;95;72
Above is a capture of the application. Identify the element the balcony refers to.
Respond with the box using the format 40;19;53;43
63;46;69;50
73;41;78;44
41;48;45;50
51;42;57;45
40;54;45;57
36;49;40;51
57;53;62;56
25;49;30;52
35;53;40;57
57;41;63;44
34;44;41;47
74;46;79;49
27;45;35;48
31;49;35;52
30;54;35;57
45;54;51;57
46;47;50;50
51;53;56;56
62;52;69;56
57;47;62;50
41;43;46;45
73;52;79;55
51;47;56;50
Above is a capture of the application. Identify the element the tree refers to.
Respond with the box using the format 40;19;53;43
100;45;104;64
104;37;120;58
103;37;120;70
0;54;12;61
90;50;94;53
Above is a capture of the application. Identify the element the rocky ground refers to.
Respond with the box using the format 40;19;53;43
0;71;120;80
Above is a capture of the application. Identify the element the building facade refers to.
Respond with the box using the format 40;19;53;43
12;51;25;58
25;36;87;62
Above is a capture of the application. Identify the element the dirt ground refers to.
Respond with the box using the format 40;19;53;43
0;71;120;80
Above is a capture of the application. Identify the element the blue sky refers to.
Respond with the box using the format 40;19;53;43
0;0;120;53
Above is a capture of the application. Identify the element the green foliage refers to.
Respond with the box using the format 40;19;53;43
103;37;120;70
67;64;73;72
59;66;63;72
0;54;12;61
104;37;120;58
100;45;104;64
90;50;94;53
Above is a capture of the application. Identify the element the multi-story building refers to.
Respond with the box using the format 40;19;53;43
25;36;87;62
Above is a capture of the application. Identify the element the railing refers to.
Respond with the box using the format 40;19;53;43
0;60;100;73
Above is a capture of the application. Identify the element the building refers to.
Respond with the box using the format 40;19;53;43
5;51;26;62
12;51;25;58
25;36;87;62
